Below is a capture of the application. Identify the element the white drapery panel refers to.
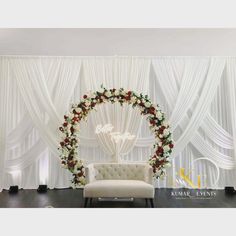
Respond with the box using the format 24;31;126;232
2;57;82;188
1;56;236;190
152;57;236;170
10;58;82;156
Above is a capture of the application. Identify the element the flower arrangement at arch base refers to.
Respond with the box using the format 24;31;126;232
58;85;174;188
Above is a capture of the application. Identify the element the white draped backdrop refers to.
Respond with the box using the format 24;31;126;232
0;56;236;191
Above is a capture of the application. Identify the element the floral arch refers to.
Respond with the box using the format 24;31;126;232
58;86;174;187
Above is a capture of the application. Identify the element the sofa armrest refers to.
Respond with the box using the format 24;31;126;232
145;165;154;185
85;164;96;184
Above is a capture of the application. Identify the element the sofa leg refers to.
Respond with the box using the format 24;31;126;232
145;198;148;207
89;198;93;207
84;198;89;208
149;198;154;208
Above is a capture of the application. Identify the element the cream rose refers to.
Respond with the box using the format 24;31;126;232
105;91;112;97
131;96;136;103
157;111;162;120
75;107;82;113
145;102;151;108
163;145;170;152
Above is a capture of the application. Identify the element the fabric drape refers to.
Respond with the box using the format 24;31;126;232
1;56;236;190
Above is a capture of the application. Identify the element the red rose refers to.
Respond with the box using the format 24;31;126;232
63;122;68;127
72;117;78;122
149;107;155;114
78;172;84;177
156;146;163;154
127;91;132;96
83;95;87;99
169;143;174;149
60;141;65;146
150;120;156;125
64;138;69;143
68;161;75;168
64;115;68;120
158;126;165;134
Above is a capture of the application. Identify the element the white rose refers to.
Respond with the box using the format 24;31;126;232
68;113;74;119
137;100;141;104
74;125;80;131
131;96;136;103
121;91;126;96
157;111;162;120
163;145;170;152
162;121;168;127
114;90;119;96
145;102;151;108
79;177;86;185
163;129;170;137
62;149;69;157
91;93;96;99
75;107;82;113
85;101;91;107
73;168;79;174
164;162;171;168
105;91;112;97
76;161;82;169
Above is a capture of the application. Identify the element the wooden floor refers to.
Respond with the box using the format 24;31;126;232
0;188;235;208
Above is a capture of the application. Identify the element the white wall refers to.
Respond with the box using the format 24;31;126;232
0;28;236;56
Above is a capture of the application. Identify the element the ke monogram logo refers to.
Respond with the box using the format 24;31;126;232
179;167;201;188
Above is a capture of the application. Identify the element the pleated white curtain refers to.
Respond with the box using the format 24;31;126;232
1;56;236;191
152;57;235;168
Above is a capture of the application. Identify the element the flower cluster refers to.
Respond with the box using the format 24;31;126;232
58;86;174;186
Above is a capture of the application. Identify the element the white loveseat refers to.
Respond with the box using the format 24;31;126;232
83;163;155;207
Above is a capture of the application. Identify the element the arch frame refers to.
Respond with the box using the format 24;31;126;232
59;86;174;187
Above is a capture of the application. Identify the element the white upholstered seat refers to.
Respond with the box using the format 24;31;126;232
84;179;154;198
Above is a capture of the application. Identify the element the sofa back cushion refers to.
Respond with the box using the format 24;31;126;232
93;163;147;181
